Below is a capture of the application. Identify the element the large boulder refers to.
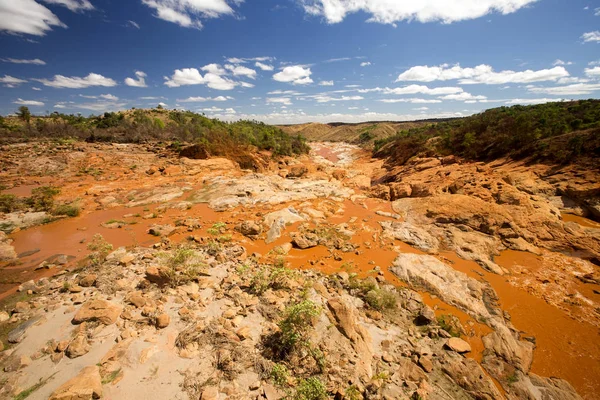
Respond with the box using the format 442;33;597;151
72;299;122;325
49;365;102;400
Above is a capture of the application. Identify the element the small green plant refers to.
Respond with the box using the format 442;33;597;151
207;222;227;236
344;385;361;400
0;194;20;213
270;363;289;387
26;186;60;212
507;372;519;385
102;368;122;385
294;377;327;400
437;314;462;338
161;247;206;287
53;204;80;217
13;373;56;400
278;300;321;351
60;281;71;293
249;264;293;295
364;289;396;311
87;234;113;266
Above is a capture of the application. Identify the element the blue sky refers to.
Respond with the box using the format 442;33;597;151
0;0;599;124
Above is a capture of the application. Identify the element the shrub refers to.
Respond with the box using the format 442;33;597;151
249;263;293;295
270;363;289;387
161;247;206;287
294;377;327;400
53;203;80;217
364;288;397;311
0;194;19;213
27;186;60;212
278;300;321;351
87;234;113;266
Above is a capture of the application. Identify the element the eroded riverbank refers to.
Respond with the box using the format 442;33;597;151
0;141;598;399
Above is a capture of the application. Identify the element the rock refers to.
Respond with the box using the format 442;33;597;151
66;335;91;358
287;164;308;178
442;356;502;400
396;358;428;382
292;232;319;249
13;301;30;313
0;311;9;322
418;356;434;373
200;386;219;400
239;221;262;238
263;384;284;400
264;208;305;244
79;274;97;287
49;365;102;400
8;315;42;343
156;313;170;329
273;243;293;255
72;299;122;325
332;169;346;180
445;337;471;354
119;253;135;266
389;182;413;200
180;144;210;160
4;355;31;372
148;224;176;237
380;221;440;253
415;305;436;325
126;292;146;308
370;184;391;201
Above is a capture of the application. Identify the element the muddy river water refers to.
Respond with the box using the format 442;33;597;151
1;142;599;399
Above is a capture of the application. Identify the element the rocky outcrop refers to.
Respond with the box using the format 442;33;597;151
72;299;122;325
49;365;102;400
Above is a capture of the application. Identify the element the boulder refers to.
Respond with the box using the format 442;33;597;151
49;365;102;400
370;184;391;201
389;182;412;200
66;335;91;358
72;299;122;325
395;358;427;382
239;221;262;238
442;356;503;400
78;274;97;288
292;233;319;249
445;337;471;353
156;313;170;329
287;164;308;178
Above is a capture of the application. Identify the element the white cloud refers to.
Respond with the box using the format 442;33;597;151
379;98;442;104
360;62;371;67
74;101;127;112
164;68;238;90
125;71;148;87
202;63;227;75
581;31;600;43
141;0;239;29
585;66;600;78
100;94;118;101
528;83;600;95
439;92;487;101
359;85;464;95
319;80;334;86
177;95;232;102
35;73;117;88
41;0;94;12
0;75;28;87
267;90;303;95
127;20;140;29
299;0;537;25
54;104;66;109
225;64;257;79
255;62;274;71
552;59;572;66
267;97;293;105
595;7;600;16
505;98;566;105
324;57;352;63
32;87;42;91
14;98;44;106
413;107;429;110
1;58;46;65
273;66;313;85
240;82;254;88
0;0;66;36
396;64;569;84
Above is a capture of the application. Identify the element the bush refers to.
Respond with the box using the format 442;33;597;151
0;194;19;213
161;247;206;287
278;300;321;352
364;289;397;311
87;234;113;266
249;263;293;295
53;203;80;217
294;377;327;400
270;363;289;387
27;186;60;212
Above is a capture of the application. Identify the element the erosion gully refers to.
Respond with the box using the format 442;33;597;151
1;142;599;399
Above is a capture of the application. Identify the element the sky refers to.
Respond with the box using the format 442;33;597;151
0;0;599;124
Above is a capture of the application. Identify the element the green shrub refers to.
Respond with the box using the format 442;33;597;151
53;204;80;217
294;377;327;400
270;363;289;387
249;264;293;295
278;300;321;351
87;234;113;266
27;186;60;212
161;247;206;287
0;194;19;213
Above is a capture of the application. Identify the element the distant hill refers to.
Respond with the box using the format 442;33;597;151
277;119;455;144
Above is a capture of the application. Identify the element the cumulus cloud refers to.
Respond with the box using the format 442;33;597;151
359;85;464;95
552;59;572;66
1;58;46;65
585;66;600;78
267;97;293;105
505;98;566;105
255;62;274;71
177;95;232;102
312;95;363;103
225;64;257;79
396;64;569;84
319;81;334;86
125;71;148;87
0;75;28;87
163;67;238;90
439;92;487;101
14;98;45;106
42;0;94;12
581;31;600;43
141;0;240;29
360;61;371;67
299;0;537;25
379;98;442;104
0;0;66;36
35;73;117;88
273;66;313;85
527;83;600;95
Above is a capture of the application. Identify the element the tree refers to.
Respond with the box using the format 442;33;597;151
17;106;31;127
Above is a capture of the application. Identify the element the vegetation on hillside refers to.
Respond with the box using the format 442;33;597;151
0;107;309;159
374;100;600;165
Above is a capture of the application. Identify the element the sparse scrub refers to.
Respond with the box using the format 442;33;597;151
53;203;81;217
161;247;206;287
278;300;321;353
294;377;327;400
348;277;397;311
26;186;60;212
87;234;113;266
270;363;289;387
249;263;294;295
437;314;463;338
0;194;19;213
